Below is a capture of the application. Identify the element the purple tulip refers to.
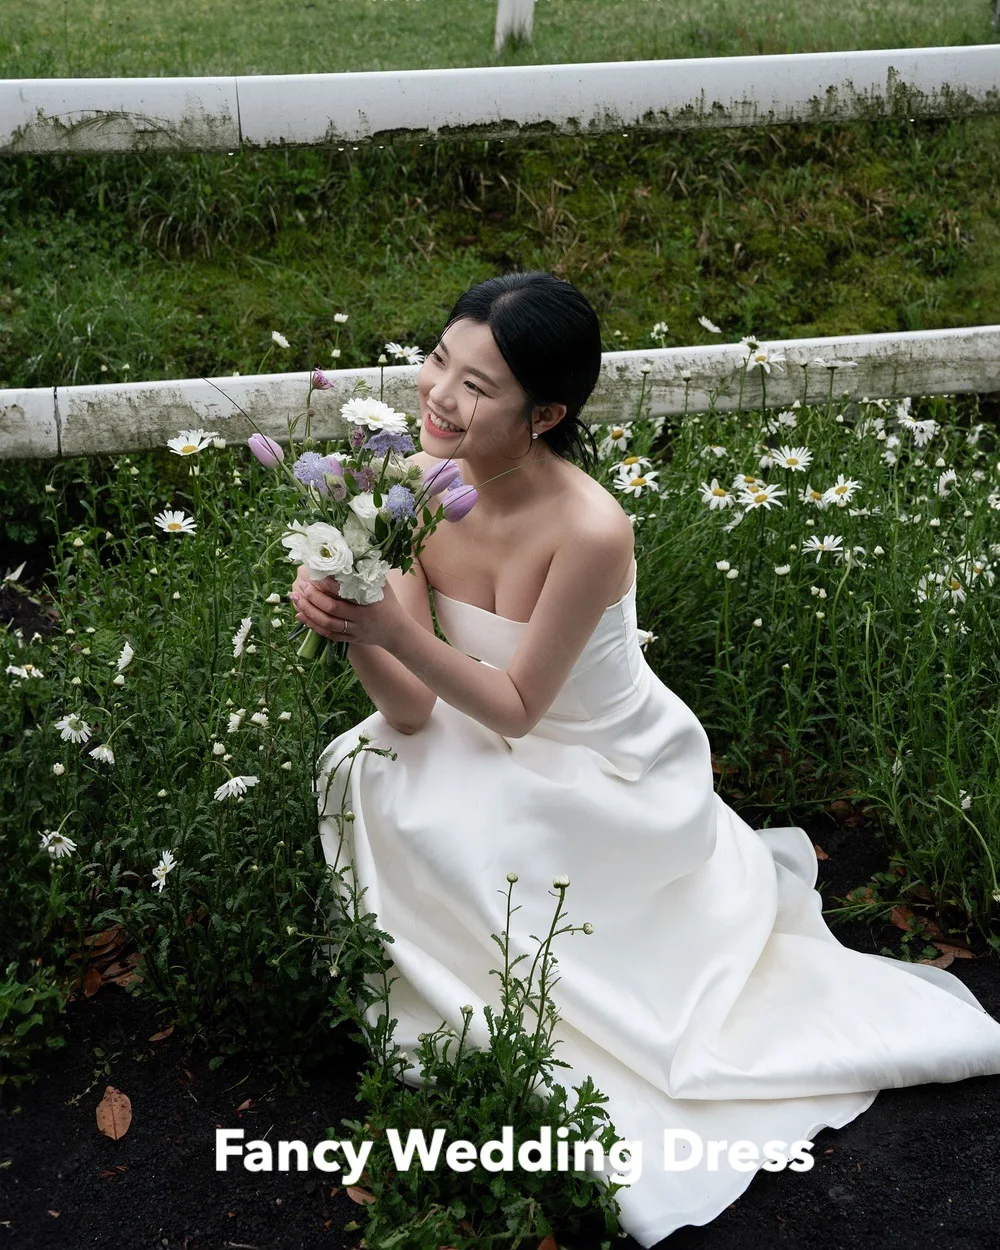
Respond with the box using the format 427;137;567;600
311;367;335;390
421;459;463;497
325;454;344;476
248;434;284;467
440;482;478;522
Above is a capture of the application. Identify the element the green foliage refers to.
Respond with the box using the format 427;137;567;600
0;960;70;1095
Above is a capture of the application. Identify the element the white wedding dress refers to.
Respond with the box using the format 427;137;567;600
314;555;1000;1246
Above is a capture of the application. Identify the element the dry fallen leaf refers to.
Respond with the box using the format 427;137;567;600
813;844;829;860
236;1098;255;1112
96;1086;132;1140
930;942;975;959
346;1186;376;1205
148;1025;174;1043
83;964;102;998
537;1237;559;1250
919;951;956;969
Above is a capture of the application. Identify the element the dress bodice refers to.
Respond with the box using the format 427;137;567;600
431;556;651;723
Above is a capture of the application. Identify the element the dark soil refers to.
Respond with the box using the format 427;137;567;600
3;809;998;1250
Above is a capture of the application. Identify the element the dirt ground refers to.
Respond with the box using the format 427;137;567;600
3;809;999;1250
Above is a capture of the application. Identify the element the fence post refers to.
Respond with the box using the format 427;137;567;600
495;0;535;53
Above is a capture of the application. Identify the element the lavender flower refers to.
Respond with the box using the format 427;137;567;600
421;459;463;496
248;434;284;467
385;485;416;520
364;430;416;457
293;451;336;492
440;482;478;522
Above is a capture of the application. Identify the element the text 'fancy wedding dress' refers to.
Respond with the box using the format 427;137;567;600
314;555;1000;1246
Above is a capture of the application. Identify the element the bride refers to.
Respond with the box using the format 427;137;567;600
290;270;1000;1246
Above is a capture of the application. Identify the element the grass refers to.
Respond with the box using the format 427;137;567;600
1;0;995;79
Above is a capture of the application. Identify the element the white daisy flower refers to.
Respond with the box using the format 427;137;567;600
597;424;633;456
770;445;813;472
154;509;197;536
55;713;92;743
90;745;115;765
937;469;958;498
636;628;657;650
232;617;253;658
6;663;44;679
40;830;77;859
271;330;290;349
614;470;659;499
700;445;729;459
801;534;844;563
612;454;653;476
339;396;409;434
744;345;786;374
166;429;218;456
152;849;178;891
774;564;791;575
699;479;735;510
117;641;134;671
913;419;939;448
737;482;787;511
698;315;721;333
214;775;260;801
250;711;269;728
731;472;763;493
333;312;349;324
822;474;862;506
722;509;746;533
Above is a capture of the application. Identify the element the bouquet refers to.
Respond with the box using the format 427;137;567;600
247;369;479;663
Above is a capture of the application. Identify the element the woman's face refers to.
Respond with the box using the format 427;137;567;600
416;318;536;460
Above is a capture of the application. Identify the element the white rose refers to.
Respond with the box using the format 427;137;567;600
280;520;354;579
348;492;381;532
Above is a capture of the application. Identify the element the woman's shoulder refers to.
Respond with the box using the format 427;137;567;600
557;464;635;565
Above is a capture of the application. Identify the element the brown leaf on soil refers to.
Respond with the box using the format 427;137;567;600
919;951;956;969
48;1211;60;1217
538;1238;559;1250
890;905;914;930
83;964;102;998
99;1170;118;1179
813;844;829;860
930;942;974;959
96;1086;132;1140
114;970;142;988
85;925;124;951
236;1098;255;1112
148;1026;174;1042
346;1186;376;1205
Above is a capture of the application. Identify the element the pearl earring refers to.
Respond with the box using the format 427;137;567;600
532;432;538;439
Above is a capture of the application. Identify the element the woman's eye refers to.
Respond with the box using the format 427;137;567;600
432;352;481;393
465;381;481;393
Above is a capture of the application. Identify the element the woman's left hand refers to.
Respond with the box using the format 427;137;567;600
290;574;409;650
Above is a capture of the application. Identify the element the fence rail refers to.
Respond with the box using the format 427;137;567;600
2;45;999;155
2;326;997;461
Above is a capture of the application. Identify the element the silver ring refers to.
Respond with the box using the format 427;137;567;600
340;617;348;636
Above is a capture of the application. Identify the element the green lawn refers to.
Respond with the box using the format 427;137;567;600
1;0;994;79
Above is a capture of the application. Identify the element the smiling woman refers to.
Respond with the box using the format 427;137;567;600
310;269;1000;1249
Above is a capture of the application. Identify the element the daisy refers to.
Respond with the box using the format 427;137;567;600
801;534;844;563
811;357;859;370
6;663;44;679
636;628;658;650
698;316;721;333
737;483;787;511
271;330;290;349
232;617;253;658
154;510;197;536
650;321;669;340
612;454;653;476
614;470;659;499
55;713;92;744
90;745;115;765
822;474;862;506
333;312;349;324
774;564;791;575
339;397;410;435
957;554;995;587
700;445;729;459
117;641;134;671
916;571;945;602
152;849;178;891
597;424;633;457
166;429;218;457
744;345;786;374
941;571;967;604
384;341;425;365
913;419;940;448
722;510;746;533
699;479;735;510
937;469;958;498
40;830;77;859
214;775;260;801
770;445;813;472
732;472;763;493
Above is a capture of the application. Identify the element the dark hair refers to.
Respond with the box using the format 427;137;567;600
436;270;603;475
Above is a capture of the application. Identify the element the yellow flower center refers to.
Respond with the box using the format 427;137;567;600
167;522;182;531
181;444;198;454
631;476;647;487
752;491;767;503
622;455;639;465
712;487;727;497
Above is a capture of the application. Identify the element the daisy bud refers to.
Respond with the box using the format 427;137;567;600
782;663;791;670
726;568;739;579
113;675;125;686
752;618;762;627
344;811;355;821
52;763;65;776
874;546;884;556
71;676;81;686
281;760;293;770
815;610;825;619
715;560;730;571
460;1004;474;1015
72;537;84;548
582;922;594;935
506;871;519;883
553;875;570;888
157;789;168;798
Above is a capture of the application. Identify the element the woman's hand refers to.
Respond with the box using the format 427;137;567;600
288;565;409;650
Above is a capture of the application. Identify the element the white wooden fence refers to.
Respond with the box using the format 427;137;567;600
2;326;997;461
2;45;999;155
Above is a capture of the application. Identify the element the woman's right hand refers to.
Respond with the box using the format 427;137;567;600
290;564;344;605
